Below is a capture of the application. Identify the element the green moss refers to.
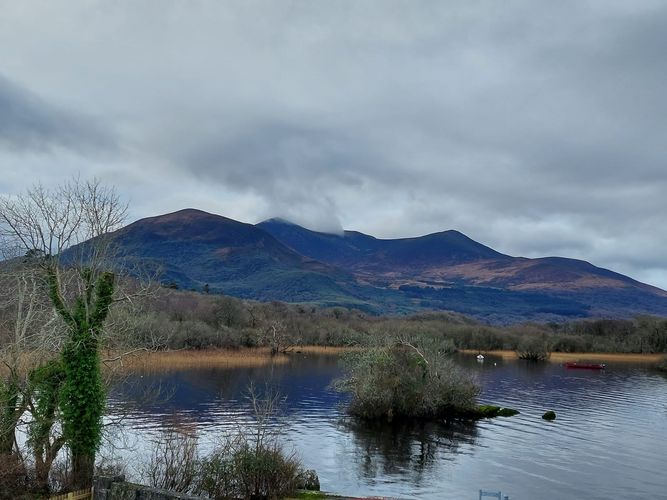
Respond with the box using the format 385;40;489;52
542;410;556;420
289;491;327;499
477;405;501;418
466;405;520;419
497;407;520;417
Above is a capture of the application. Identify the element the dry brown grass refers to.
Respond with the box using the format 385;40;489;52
461;349;663;363
118;348;291;373
118;345;360;373
0;351;57;377
2;346;357;377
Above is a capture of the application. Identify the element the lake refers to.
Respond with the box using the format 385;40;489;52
106;352;667;499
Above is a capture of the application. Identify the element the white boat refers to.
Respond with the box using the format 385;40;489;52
476;354;485;361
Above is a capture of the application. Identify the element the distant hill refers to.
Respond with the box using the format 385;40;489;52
257;217;667;321
106;209;394;310
97;209;667;323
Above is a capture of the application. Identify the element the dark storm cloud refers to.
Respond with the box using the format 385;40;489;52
1;0;666;287
0;74;114;154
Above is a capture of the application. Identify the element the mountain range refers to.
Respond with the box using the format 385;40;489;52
107;208;667;323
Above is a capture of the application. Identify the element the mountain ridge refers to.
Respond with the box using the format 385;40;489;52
257;217;664;294
101;209;667;322
106;209;379;308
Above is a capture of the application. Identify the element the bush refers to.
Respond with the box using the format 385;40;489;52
516;336;550;361
335;340;480;421
195;446;235;500
657;356;667;373
232;442;301;498
195;386;304;499
551;335;590;353
140;428;199;493
0;453;31;499
197;439;301;499
171;321;221;349
138;386;304;499
141;425;303;500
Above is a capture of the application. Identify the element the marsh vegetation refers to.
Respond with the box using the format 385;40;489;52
334;339;479;421
138;386;308;500
657;356;667;372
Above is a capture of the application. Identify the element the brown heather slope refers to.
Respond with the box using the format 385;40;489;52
258;217;667;320
400;257;667;295
258;217;665;295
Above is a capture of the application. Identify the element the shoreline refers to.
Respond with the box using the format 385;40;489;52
115;345;354;372
109;346;664;373
460;349;664;363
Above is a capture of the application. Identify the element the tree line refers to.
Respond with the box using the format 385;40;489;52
101;289;667;355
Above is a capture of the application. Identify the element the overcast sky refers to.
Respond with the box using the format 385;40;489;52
1;0;666;288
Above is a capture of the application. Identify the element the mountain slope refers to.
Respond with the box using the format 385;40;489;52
108;209;389;308
86;209;667;322
257;218;508;271
257;218;667;320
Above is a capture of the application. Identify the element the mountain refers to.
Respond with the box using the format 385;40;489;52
107;209;394;310
96;209;667;323
257;218;509;272
257;218;667;321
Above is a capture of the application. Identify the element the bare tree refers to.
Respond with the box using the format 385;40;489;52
0;248;70;493
260;320;299;355
0;178;128;489
140;427;199;493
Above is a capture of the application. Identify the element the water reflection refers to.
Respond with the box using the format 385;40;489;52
342;419;478;481
106;353;667;499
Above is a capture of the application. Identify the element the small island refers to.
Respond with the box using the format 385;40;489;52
334;340;519;422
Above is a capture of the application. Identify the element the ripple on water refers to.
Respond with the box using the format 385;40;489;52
105;357;667;500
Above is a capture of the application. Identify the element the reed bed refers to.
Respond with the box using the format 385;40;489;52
2;346;356;377
461;349;663;363
291;345;358;355
0;350;57;377
118;348;291;373
118;345;360;373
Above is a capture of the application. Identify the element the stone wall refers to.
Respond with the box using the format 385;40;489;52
93;476;204;500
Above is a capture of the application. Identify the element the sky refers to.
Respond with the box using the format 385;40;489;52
1;0;666;288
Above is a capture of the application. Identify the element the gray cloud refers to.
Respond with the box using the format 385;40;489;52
1;0;666;288
0;74;114;154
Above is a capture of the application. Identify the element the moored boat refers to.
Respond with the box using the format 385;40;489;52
565;361;606;370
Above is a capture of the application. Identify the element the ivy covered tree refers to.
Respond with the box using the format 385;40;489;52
0;252;60;493
0;179;127;489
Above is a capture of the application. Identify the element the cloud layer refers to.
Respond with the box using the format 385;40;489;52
1;1;666;288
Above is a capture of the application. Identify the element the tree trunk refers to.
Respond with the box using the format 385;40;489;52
34;455;50;492
0;382;20;454
71;452;95;489
0;423;14;454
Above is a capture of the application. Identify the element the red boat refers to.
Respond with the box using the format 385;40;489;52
565;361;606;370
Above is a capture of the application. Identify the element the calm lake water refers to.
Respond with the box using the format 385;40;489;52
106;353;667;500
